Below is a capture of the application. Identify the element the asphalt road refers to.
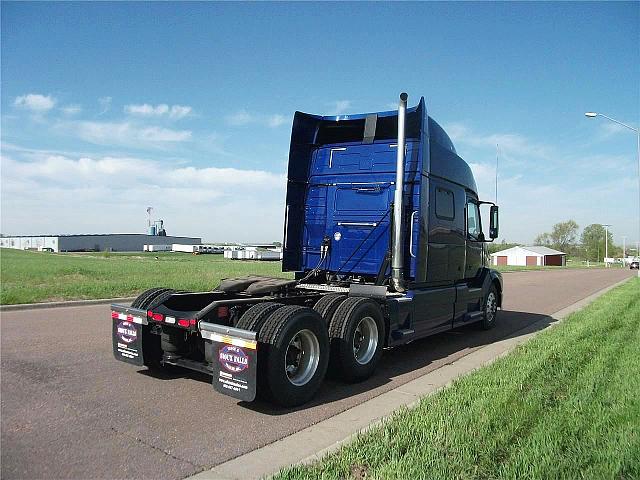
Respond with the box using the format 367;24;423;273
1;268;634;480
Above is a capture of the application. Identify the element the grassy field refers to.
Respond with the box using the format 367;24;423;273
0;248;292;305
0;248;623;304
494;263;608;272
276;278;640;480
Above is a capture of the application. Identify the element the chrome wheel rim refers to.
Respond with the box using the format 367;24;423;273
284;329;320;386
353;316;378;365
486;292;497;323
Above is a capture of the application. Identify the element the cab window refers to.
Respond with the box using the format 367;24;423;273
467;202;481;239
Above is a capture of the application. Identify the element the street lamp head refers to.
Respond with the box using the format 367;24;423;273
585;112;598;118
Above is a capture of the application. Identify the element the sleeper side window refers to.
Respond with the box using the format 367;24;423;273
435;187;455;220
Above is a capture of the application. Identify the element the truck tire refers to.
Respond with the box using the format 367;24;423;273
258;305;329;407
328;297;385;383
131;288;169;309
146;289;177;310
236;302;284;332
481;285;499;330
313;294;346;324
130;288;177;370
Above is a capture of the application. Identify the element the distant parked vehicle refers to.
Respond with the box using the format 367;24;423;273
630;259;639;270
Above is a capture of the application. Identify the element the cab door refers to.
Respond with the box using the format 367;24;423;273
465;196;483;280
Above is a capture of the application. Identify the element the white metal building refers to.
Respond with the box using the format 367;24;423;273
0;234;201;253
490;245;567;267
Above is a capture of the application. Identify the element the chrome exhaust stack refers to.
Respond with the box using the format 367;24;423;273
391;92;408;293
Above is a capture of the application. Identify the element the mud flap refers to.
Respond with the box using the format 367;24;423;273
200;322;258;402
111;305;148;366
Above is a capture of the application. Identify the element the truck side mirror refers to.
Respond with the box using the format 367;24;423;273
489;205;499;239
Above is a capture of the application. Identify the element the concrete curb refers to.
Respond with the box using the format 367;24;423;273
188;276;633;480
0;297;135;312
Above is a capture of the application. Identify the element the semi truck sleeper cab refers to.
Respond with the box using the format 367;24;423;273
111;93;503;407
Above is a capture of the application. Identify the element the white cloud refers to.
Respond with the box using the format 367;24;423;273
0;152;286;242
124;103;193;119
61;104;82;115
267;114;287;128
596;122;635;141
98;96;112;115
445;122;552;161
70;121;192;146
14;93;56;112
327;100;352;115
226;110;254;126
169;105;192;119
125;104;169;116
226;110;288;128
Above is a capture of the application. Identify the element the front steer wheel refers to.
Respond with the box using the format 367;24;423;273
328;298;385;383
257;305;329;407
481;285;499;330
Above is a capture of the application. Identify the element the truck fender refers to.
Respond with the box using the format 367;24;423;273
476;268;503;307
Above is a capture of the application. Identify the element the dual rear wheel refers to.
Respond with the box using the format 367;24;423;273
131;288;177;370
236;296;385;407
323;296;385;383
238;303;329;407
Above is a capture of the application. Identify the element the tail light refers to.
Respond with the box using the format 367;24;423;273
175;318;197;328
147;311;164;322
111;311;119;319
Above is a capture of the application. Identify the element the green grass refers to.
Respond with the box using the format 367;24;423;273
0;248;292;304
494;260;611;272
276;278;640;480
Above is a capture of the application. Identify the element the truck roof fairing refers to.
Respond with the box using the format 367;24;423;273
286;96;477;195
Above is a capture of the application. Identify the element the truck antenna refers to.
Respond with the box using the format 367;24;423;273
495;143;499;204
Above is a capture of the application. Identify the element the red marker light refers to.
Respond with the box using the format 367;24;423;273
152;313;164;322
177;319;190;327
111;311;119;319
147;310;153;318
189;319;197;326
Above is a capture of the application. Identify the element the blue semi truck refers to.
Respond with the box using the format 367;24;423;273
111;93;503;407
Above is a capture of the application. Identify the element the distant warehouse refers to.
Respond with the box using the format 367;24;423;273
490;246;567;267
0;234;201;253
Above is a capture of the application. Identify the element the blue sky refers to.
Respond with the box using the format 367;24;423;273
1;2;639;245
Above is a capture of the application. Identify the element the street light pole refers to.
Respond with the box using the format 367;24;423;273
603;224;611;267
585;112;640;277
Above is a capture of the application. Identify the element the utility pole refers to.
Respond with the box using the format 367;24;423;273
622;236;627;265
603;224;611;267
